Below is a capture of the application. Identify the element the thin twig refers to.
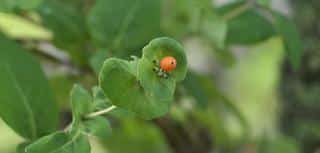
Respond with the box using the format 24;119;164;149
36;42;71;65
85;105;117;119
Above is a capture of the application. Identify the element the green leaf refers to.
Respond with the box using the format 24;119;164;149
38;1;87;45
140;37;188;81
273;12;303;69
99;58;172;119
217;1;275;44
0;13;52;40
87;0;161;51
70;85;93;125
201;14;227;49
99;38;187;119
0;0;42;11
0;35;59;139
37;0;88;65
82;116;112;140
25;131;90;153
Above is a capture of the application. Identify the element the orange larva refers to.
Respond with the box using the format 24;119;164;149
160;56;177;72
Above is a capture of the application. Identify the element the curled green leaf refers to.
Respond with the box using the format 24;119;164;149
140;37;187;81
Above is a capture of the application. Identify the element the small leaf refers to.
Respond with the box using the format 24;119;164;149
82;116;112;140
217;1;275;44
25;131;91;153
0;35;59;139
87;0;161;51
273;12;303;69
70;85;93;125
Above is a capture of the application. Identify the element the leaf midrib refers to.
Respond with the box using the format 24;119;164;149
5;63;37;139
50;131;81;153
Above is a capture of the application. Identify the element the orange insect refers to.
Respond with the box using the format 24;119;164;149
160;56;177;72
153;56;177;79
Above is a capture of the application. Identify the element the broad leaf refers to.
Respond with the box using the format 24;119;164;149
0;35;59;139
25;131;90;153
82;116;112;140
273;12;303;69
217;1;275;44
87;0;161;52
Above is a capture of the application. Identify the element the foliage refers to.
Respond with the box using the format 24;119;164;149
0;0;308;153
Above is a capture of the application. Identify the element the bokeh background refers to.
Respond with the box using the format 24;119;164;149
0;0;319;153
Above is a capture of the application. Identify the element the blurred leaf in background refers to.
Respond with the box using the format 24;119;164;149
217;1;275;45
38;0;89;65
88;0;161;56
0;35;59;140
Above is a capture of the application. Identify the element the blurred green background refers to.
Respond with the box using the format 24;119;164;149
0;0;319;153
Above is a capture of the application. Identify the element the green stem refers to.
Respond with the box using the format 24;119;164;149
85;105;117;119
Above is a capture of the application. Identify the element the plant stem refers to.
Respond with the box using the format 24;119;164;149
222;1;254;21
85;105;117;119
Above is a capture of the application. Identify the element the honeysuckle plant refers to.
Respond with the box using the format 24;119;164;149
23;37;187;153
0;0;305;152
